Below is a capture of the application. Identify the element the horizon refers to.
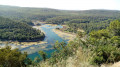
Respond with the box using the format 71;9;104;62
0;0;120;10
0;5;120;11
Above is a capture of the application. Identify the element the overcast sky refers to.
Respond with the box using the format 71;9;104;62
0;0;120;10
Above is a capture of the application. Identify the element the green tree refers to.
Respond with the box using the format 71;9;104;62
91;44;120;65
109;20;120;36
90;29;110;40
39;51;47;61
0;46;29;67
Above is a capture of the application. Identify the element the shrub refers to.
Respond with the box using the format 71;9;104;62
91;44;120;65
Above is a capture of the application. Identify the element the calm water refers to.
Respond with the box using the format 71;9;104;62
0;24;68;60
27;24;68;60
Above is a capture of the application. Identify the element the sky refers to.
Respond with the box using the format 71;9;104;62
0;0;120;10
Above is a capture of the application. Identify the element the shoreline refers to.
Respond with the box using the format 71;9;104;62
0;41;47;46
37;22;76;42
33;26;46;34
0;22;75;46
33;23;76;42
52;29;76;42
0;22;55;46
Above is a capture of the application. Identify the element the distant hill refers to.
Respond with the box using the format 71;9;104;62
0;5;68;20
0;5;120;20
0;5;120;33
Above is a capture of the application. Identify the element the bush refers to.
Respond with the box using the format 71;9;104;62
48;41;73;65
0;46;30;67
91;45;120;65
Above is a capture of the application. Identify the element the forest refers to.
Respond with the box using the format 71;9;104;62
0;16;45;41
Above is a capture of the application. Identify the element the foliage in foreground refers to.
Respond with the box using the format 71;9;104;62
0;46;32;67
89;20;120;65
39;51;47;61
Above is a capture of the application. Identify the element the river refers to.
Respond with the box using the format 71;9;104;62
0;23;69;60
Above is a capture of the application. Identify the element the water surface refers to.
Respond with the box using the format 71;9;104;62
27;24;68;60
0;24;68;60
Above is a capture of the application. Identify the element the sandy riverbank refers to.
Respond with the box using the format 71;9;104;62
33;21;57;26
52;29;76;42
45;24;57;26
0;41;47;48
33;26;46;34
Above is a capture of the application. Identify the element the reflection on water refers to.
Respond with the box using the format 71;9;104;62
0;24;68;60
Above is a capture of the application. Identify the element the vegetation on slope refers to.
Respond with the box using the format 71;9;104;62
0;16;45;41
0;5;120;33
89;20;120;65
46;16;116;33
34;20;120;67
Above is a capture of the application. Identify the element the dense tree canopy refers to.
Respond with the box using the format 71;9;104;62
0;46;29;67
89;20;120;65
45;15;117;33
0;16;45;41
108;20;120;36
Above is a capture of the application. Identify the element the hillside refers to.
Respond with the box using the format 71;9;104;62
35;20;120;67
0;5;120;20
0;16;45;41
0;5;120;17
0;5;120;33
